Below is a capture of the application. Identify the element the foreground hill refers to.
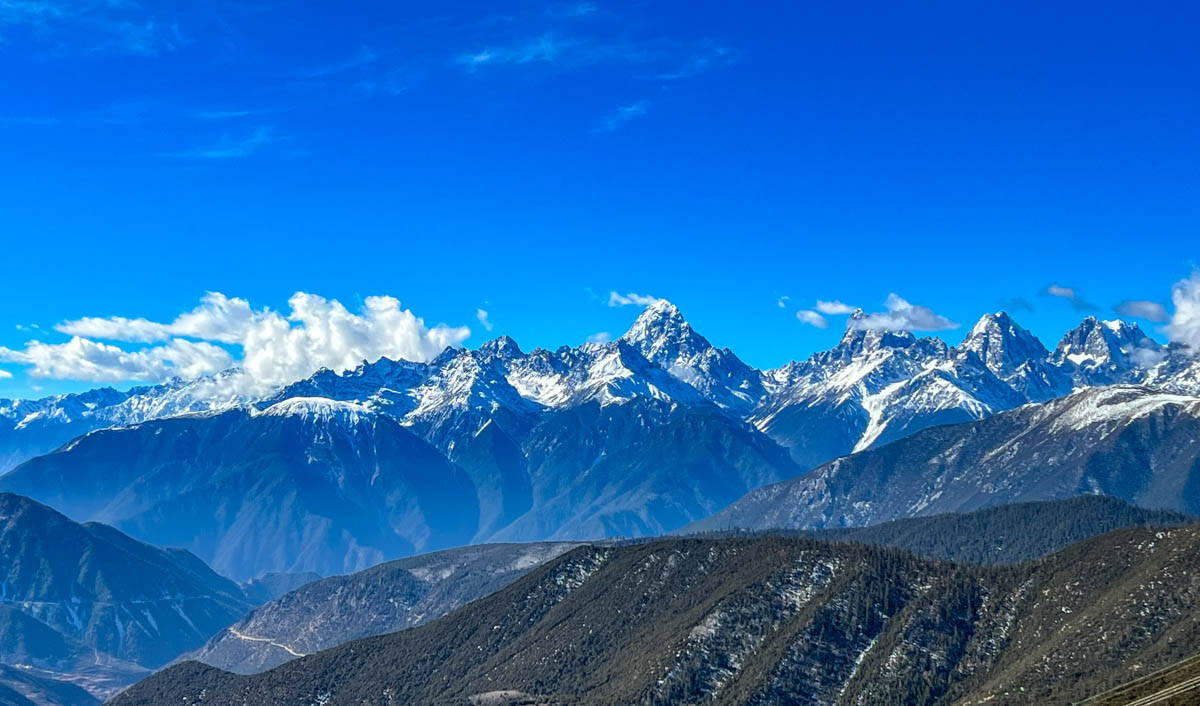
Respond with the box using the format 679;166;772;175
192;496;1185;677
0;493;251;700
191;542;579;674
696;385;1200;532
113;523;1200;705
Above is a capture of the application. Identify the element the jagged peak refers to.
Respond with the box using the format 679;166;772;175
622;299;686;336
478;335;523;359
958;312;1048;375
620;299;713;360
962;311;1043;345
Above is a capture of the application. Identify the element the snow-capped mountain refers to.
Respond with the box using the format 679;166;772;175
957;311;1050;378
753;311;1198;468
1052;316;1165;385
0;370;260;472
619;300;765;414
751;312;1029;467
694;385;1200;532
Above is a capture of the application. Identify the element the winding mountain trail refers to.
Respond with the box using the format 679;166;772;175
226;628;307;658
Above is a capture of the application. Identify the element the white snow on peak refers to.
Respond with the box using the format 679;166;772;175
1047;386;1200;434
260;397;373;422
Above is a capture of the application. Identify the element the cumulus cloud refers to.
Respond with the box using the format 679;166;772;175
1166;271;1200;350
849;293;959;332
815;300;856;315
1117;299;1170;323
476;309;494;332
0;337;234;383
608;291;661;307
58;292;258;343
795;310;828;329
3;292;471;389
1046;283;1097;311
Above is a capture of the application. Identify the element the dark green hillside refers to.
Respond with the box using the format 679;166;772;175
114;524;1200;706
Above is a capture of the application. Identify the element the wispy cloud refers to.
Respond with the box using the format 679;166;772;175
297;46;383;79
608;291;660;307
1046;283;1097;311
1000;296;1034;313
458;32;573;69
815;300;856;315
547;2;598;19
191;108;269;121
586;331;611;343
655;42;738;80
1117;299;1169;323
0;0;188;56
597;100;647;132
0;369;12;379
164;126;277;160
476;308;494;331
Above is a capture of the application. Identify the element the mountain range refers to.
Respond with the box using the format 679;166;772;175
692;384;1200;532
2;303;1199;582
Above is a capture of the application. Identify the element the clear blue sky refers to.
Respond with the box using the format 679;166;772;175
1;1;1198;398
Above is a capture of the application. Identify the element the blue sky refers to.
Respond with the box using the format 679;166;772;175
1;1;1199;398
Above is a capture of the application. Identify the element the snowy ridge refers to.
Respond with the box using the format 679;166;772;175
259;397;375;423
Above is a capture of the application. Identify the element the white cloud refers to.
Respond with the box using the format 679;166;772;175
586;332;612;343
849;293;959;332
795;310;828;329
1166;271;1200;350
0;369;12;379
815;300;856;315
1116;300;1169;323
58;292;258;343
3;292;471;388
776;296;789;308
608;291;661;307
476;308;494;332
0;337;234;383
